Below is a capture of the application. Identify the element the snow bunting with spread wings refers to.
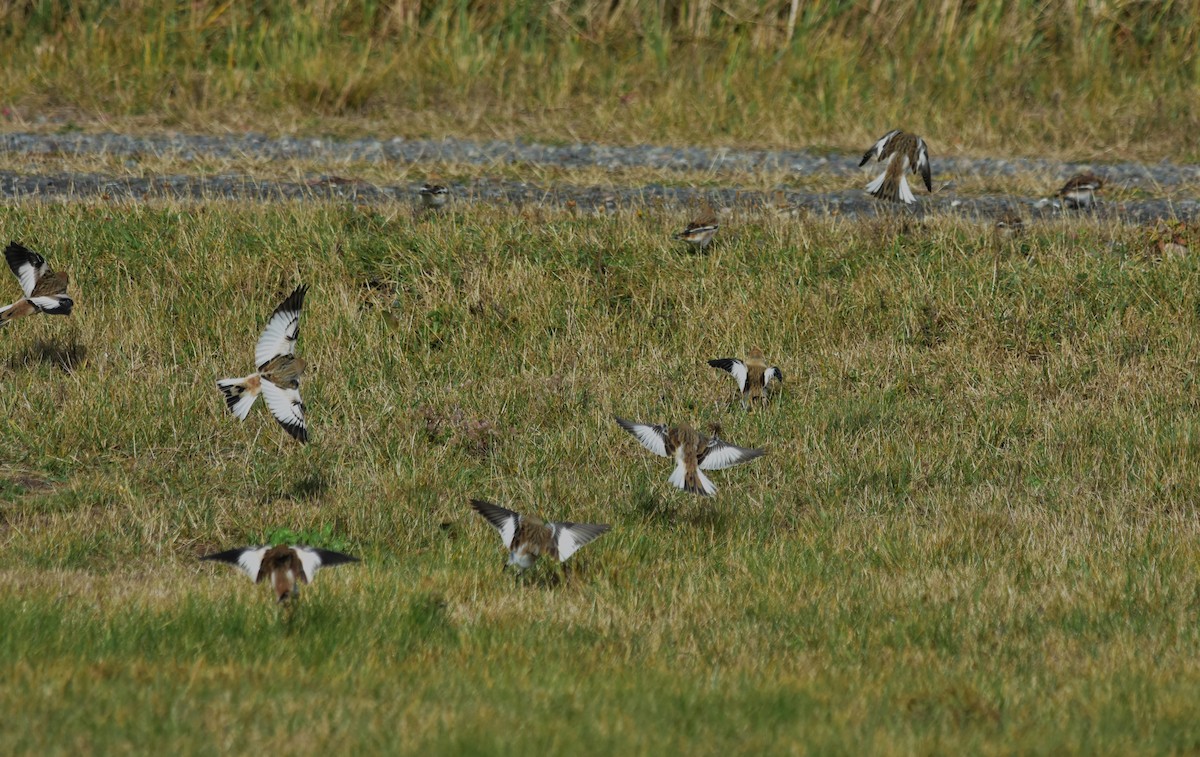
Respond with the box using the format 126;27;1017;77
1056;172;1104;208
859;130;932;205
201;544;359;603
708;347;783;408
615;417;765;497
0;242;73;326
217;284;309;443
470;499;610;574
675;206;720;251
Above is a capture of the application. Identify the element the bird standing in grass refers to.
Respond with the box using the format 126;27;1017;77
216;284;309;443
0;242;73;326
675;205;720;251
418;178;449;210
201;544;359;603
470;499;610;574
615;417;765;497
1056;172;1104;208
994;212;1025;239
859;130;932;205
708;347;783;408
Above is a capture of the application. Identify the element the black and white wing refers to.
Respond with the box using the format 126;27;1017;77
471;499;521;548
698;438;766;471
764;366;783;387
859;129;900;166
550;522;611;562
4;242;50;298
915;137;932;192
255;284;307;369
614;417;669;457
708;358;748;392
293;546;359;583
201;546;269;582
260;378;307;443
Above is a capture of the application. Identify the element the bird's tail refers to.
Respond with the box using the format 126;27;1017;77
216;375;261;420
669;461;717;496
30;295;73;316
866;163;914;205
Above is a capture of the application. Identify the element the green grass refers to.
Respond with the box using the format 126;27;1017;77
2;202;1200;753
1;1;1199;160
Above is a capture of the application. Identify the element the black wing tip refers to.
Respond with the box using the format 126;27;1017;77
310;548;360;566
42;297;73;316
772;366;784;383
708;358;736;372
200;547;247;564
470;498;513;516
277;419;308;443
276;284;308;314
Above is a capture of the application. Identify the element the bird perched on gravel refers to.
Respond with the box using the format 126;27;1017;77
201;544;359;603
859;129;932;205
216;284;309;443
418;178;449;209
470;499;610;574
1056;172;1104;209
675;205;720;251
708;347;783;408
0;242;73;326
615;417;765;497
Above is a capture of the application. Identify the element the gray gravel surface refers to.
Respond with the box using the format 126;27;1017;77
1;131;1197;221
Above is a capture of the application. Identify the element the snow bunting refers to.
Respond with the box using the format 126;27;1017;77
201;544;359;603
615;417;765;497
0;242;73;326
1057;172;1104;208
216;284;309;443
994;212;1025;239
675;206;719;251
418;179;449;209
859;130;932;205
470;499;610;573
708;347;783;408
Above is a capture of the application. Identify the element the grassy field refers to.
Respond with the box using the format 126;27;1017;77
2;199;1200;753
2;1;1200;160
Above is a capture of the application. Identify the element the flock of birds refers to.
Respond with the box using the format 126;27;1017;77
3;128;1115;602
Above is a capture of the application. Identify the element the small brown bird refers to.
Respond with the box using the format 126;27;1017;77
1057;172;1104;208
470;499;610;574
201;544;359;603
0;242;73;326
217;284;309;443
615;417;765;497
859;130;932;205
994;212;1025;239
708;348;783;408
418;179;449;209
675;206;719;251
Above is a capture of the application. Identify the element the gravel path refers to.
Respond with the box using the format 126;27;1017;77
1;132;1198;221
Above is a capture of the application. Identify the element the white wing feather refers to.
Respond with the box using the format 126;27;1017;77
260;379;305;434
699;441;764;471
616;418;669;457
235;547;269;582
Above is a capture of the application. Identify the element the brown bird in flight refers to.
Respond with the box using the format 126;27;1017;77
217;284;309;443
708;347;783;408
859;130;932;205
201;544;360;603
470;499;610;574
615;417;765;496
0;242;73;326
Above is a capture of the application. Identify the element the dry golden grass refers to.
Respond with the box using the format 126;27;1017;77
2;1;1199;160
